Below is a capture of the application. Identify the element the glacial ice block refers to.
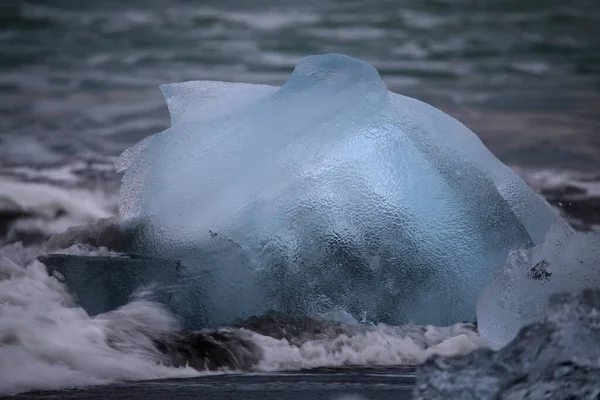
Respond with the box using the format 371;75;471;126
117;54;561;328
40;254;181;316
417;289;600;400
476;224;600;349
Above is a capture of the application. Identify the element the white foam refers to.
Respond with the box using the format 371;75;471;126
1;163;593;396
0;176;118;244
0;177;115;219
513;166;600;197
0;159;117;186
0;244;199;396
251;323;485;372
0;238;487;396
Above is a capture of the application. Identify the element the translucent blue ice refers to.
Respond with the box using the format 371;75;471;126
477;224;600;349
116;54;560;328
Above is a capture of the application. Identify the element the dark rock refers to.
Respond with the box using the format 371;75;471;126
527;259;552;281
154;329;262;371
149;314;356;373
233;311;363;345
414;289;600;400
150;313;363;372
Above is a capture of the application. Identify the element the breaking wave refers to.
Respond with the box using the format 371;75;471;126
0;160;597;396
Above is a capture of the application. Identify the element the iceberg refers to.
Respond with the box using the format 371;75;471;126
415;289;600;400
116;54;560;328
40;253;181;316
477;224;600;349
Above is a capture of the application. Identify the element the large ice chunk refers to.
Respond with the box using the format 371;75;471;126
117;54;560;328
40;254;180;316
416;289;600;400
477;224;600;349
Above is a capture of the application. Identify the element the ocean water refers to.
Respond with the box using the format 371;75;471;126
1;0;599;398
6;369;417;400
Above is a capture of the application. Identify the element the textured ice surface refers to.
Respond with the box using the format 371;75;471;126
40;254;180;316
416;289;600;400
477;223;600;349
117;54;560;328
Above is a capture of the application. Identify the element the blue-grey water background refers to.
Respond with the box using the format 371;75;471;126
0;1;599;399
1;0;599;171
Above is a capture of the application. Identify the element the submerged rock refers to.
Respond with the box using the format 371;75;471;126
153;329;262;371
414;288;600;399
233;311;363;344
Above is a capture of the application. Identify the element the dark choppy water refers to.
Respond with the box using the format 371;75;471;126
4;368;416;400
1;1;600;399
1;0;599;169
